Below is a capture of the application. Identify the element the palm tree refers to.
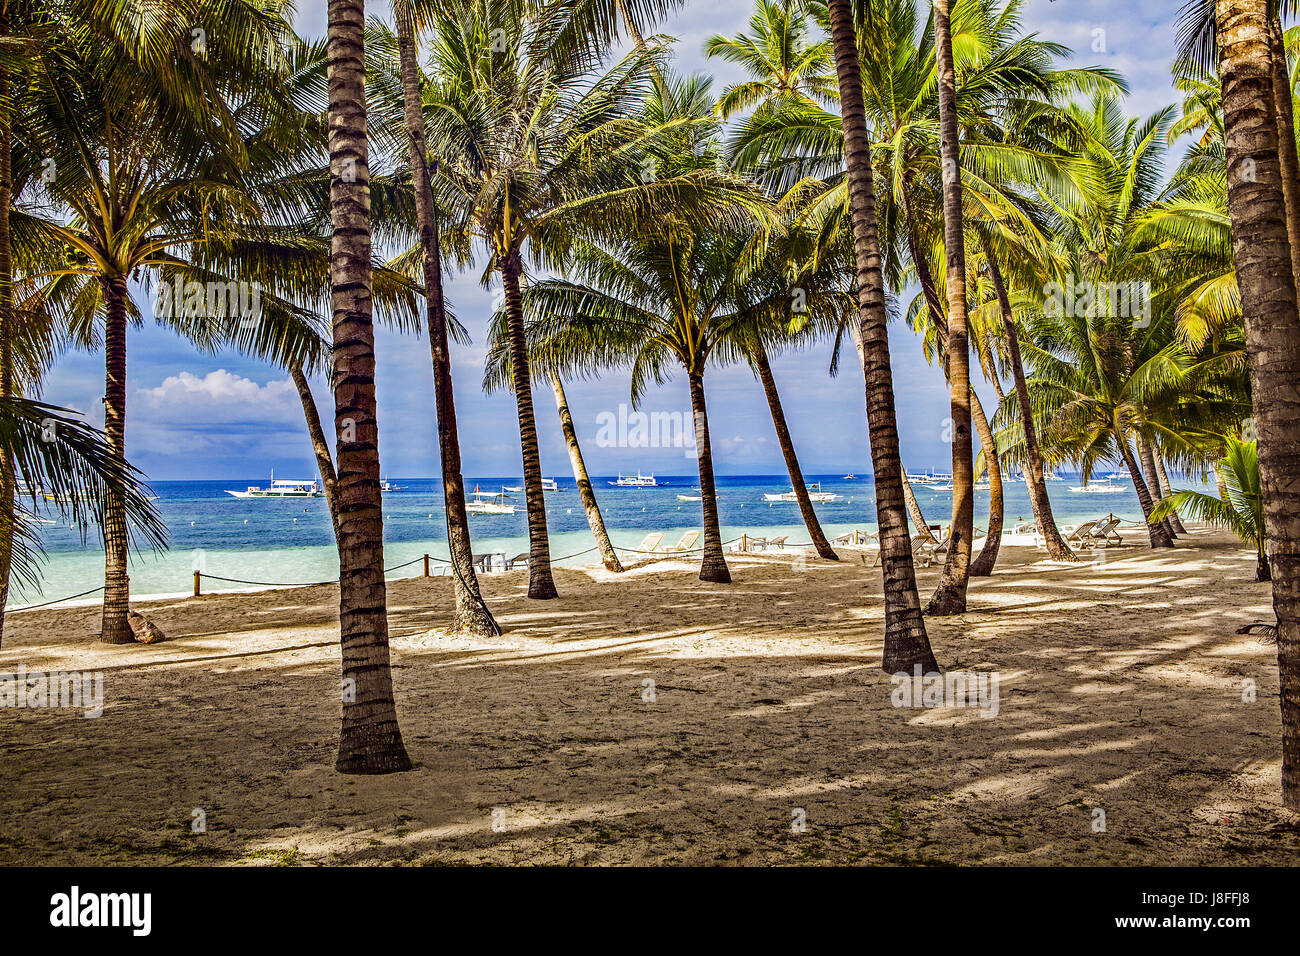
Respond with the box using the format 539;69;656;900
0;396;166;645
1207;0;1300;810
392;0;499;633
326;0;411;774
924;0;975;614
1152;436;1266;578
421;0;717;598
507;218;769;585
826;0;937;673
704;0;837;121
483;335;624;573
10;1;301;643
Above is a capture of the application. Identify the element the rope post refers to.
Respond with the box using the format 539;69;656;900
740;533;748;553
193;571;201;597
423;554;430;577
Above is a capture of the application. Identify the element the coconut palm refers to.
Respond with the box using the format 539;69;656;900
704;0;837;121
1152;437;1267;579
1196;0;1300;809
421;0;735;598
324;0;411;774
825;0;937;672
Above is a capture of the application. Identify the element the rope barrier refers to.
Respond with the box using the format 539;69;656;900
9;585;105;612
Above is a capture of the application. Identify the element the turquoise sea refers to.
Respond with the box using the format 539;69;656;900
9;471;1189;607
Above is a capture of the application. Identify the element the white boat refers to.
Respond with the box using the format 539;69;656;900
503;477;559;493
609;472;657;487
763;482;840;503
1069;475;1123;493
842;473;857;480
676;494;702;501
226;471;323;498
379;476;404;492
466;487;516;515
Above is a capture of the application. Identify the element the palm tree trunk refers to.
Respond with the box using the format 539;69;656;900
0;32;13;648
290;364;340;540
687;369;731;583
327;0;411;774
828;0;937;674
902;471;937;544
1118;433;1174;548
986;247;1075;559
395;1;499;633
551;375;622;572
1215;463;1230;500
1138;434;1179;541
99;274;133;644
926;0;974;616
1218;0;1300;809
1267;12;1300;287
752;344;837;559
1153;451;1188;535
969;389;1002;576
500;251;558;599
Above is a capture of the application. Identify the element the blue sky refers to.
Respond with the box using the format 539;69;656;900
38;0;1184;480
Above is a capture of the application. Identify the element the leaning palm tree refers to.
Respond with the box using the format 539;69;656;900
483;322;624;572
824;0;937;673
1151;436;1266;579
325;0;411;774
422;0;725;598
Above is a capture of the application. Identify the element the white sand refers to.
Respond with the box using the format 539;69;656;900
2;526;1297;865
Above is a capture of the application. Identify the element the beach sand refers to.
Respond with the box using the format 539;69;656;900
2;526;1298;866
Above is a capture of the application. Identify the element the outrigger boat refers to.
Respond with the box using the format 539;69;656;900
226;470;323;499
466;486;516;515
609;472;658;487
763;482;840;503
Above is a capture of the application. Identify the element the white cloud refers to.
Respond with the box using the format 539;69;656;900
135;370;298;423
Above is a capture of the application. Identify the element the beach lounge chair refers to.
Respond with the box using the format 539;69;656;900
1080;516;1123;548
505;552;529;569
472;553;494;573
634;532;664;554
766;535;789;550
914;533;950;568
1064;520;1099;548
665;530;701;553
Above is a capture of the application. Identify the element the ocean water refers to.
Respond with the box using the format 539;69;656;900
10;471;1182;607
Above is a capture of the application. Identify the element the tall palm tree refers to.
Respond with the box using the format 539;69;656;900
925;0;974;614
826;0;937;673
326;0;411;774
1209;0;1300;810
422;0;716;598
392;0;498;633
483;338;624;573
11;0;299;643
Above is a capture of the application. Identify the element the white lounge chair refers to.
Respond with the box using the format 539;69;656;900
1080;516;1123;548
634;532;664;554
1064;520;1099;548
665;530;700;553
766;535;789;550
